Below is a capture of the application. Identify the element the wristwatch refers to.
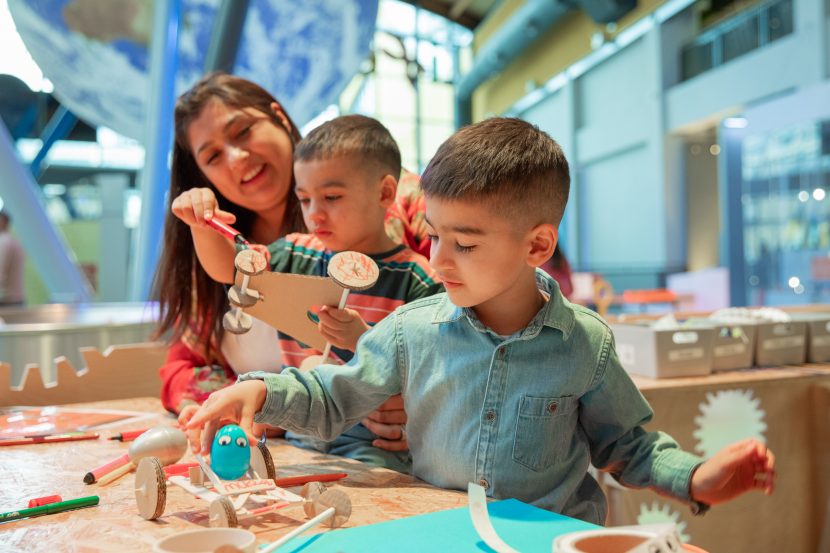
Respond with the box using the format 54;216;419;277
690;500;710;516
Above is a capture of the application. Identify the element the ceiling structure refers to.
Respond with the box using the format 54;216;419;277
398;0;500;29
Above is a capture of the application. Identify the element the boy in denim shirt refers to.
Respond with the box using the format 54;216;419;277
186;118;775;523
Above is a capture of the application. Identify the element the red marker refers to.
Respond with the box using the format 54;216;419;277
108;429;149;442
27;495;62;508
206;218;250;246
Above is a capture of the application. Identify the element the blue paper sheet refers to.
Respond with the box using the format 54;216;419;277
278;499;598;552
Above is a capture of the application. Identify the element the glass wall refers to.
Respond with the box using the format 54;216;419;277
341;0;472;173
741;120;830;305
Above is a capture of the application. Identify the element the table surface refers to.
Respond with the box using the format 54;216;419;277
630;363;830;390
0;397;467;553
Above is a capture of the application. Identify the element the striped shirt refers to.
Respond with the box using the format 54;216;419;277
267;233;442;368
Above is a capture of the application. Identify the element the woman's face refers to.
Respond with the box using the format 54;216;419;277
187;98;294;214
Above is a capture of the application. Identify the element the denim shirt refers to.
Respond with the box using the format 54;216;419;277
241;271;703;524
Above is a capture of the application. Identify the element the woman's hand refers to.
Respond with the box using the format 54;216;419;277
317;307;370;352
171;187;236;228
184;379;268;455
361;394;409;452
690;438;775;505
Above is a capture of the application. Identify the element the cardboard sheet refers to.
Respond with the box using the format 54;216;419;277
239;272;342;352
282;499;597;553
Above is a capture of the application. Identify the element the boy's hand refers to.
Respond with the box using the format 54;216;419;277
317;306;370;352
690;438;775;505
171;187;236;228
362;394;409;452
184;380;268;455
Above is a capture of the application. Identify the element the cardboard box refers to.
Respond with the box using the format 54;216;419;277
707;321;758;371
791;313;830;363
611;323;714;378
754;320;807;366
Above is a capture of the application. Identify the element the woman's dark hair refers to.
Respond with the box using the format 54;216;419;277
152;73;305;349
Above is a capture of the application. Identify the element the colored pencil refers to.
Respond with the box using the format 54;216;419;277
274;472;348;488
0;432;100;447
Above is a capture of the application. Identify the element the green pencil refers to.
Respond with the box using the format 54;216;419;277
0;495;99;523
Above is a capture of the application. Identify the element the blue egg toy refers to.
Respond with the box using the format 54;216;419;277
210;425;251;480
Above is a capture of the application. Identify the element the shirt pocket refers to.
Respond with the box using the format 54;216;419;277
512;394;577;472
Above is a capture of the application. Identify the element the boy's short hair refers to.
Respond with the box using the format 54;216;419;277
295;114;402;178
421;117;570;228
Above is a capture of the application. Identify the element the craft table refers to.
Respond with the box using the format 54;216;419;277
0;397;467;553
605;364;830;553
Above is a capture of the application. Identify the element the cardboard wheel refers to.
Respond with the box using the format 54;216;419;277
223;310;253;334
234;249;267;276
209;496;238;528
250;441;277;481
228;284;259;307
310;489;351;528
327;251;379;290
135;457;166;520
301;481;327;518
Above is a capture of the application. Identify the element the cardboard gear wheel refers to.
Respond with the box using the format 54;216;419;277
301;481;328;518
135;456;167;520
223;309;253;334
209;495;238;528
234;248;267;276
310;489;352;528
250;441;277;481
228;284;259;307
327;251;379;291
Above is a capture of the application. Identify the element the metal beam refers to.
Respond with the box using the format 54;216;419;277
129;0;182;301
29;105;78;179
454;0;571;127
0;119;92;302
204;0;250;73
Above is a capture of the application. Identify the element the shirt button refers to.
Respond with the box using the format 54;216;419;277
484;410;496;422
547;401;558;414
496;348;506;359
479;478;489;490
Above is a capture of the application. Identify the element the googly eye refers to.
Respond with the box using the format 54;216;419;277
236;436;248;447
218;435;231;445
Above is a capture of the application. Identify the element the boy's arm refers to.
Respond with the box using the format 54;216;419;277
186;311;403;452
579;328;704;504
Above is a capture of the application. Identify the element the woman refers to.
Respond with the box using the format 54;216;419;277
153;73;410;453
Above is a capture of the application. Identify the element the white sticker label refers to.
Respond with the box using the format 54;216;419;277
714;343;746;357
772;324;793;336
668;348;704;362
617;344;636;366
762;336;805;350
812;336;830;347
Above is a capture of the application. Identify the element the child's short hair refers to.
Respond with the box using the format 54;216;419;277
421;117;570;228
295;114;402;178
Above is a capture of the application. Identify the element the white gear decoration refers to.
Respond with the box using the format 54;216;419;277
692;388;767;458
637;501;690;543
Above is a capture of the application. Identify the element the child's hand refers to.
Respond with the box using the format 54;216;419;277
184;380;268;455
171;187;236;228
690;438;775;505
317;306;370;351
362;394;409;452
247;243;272;265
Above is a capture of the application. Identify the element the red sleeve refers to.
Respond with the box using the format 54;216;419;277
159;340;235;414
